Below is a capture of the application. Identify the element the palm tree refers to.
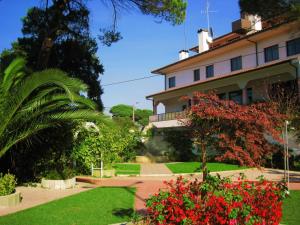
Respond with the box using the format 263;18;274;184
0;58;101;158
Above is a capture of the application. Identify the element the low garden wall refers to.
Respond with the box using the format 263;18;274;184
0;191;21;207
92;169;115;177
41;177;76;190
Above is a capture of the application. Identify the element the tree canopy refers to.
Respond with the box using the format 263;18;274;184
239;0;300;20
110;104;152;127
0;2;105;109
182;92;285;180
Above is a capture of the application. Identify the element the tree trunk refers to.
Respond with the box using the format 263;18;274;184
201;143;208;181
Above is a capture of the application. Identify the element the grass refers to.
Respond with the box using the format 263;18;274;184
0;187;135;225
282;190;300;225
166;162;248;174
113;163;140;175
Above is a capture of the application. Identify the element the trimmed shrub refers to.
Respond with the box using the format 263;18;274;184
145;175;287;225
43;168;75;180
0;173;17;196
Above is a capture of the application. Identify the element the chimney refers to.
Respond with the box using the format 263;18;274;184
198;29;212;54
232;13;262;34
245;14;262;32
179;50;189;60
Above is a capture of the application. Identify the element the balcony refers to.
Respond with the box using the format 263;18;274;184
149;111;186;128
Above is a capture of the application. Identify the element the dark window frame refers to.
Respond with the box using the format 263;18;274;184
230;56;242;71
206;65;214;78
193;69;200;81
287;37;300;56
264;45;279;62
168;76;176;88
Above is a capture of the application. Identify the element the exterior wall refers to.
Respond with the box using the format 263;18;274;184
165;32;300;89
163;97;186;113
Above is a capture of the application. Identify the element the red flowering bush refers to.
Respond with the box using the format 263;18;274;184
145;175;287;225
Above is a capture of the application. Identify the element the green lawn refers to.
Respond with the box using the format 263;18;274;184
282;190;300;225
0;187;135;225
166;162;248;174
113;163;140;175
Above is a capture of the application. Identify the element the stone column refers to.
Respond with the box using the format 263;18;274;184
242;87;248;105
153;101;159;115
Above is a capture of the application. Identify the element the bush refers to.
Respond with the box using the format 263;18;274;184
43;168;75;180
0;173;17;196
145;175;287;225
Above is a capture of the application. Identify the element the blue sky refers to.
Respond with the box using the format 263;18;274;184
0;0;240;113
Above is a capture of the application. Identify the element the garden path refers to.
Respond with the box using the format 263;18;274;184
140;163;172;176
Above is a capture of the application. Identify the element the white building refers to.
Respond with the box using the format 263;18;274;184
146;14;300;129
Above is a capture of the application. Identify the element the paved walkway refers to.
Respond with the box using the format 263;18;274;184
140;163;172;176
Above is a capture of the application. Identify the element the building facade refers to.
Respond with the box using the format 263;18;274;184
146;15;300;128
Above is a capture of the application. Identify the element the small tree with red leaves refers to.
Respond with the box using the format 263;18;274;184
182;92;285;181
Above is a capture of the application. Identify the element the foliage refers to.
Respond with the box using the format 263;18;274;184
110;104;153;127
182;92;285;180
43;168;75;180
110;104;133;118
0;58;100;159
0;2;104;109
72;119;140;173
239;0;300;20
163;129;194;161
146;175;287;225
0;173;17;196
0;187;136;225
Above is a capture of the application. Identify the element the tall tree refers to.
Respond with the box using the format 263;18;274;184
1;3;105;109
0;58;100;158
110;104;152;127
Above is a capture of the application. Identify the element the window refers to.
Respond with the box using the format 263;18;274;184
168;77;176;88
206;65;214;78
231;56;242;71
264;45;279;62
287;37;300;56
229;90;242;104
247;88;253;104
194;69;200;81
217;93;226;100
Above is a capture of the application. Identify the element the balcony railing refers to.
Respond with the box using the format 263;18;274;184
149;111;186;123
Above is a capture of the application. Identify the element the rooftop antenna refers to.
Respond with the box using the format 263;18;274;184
201;0;217;38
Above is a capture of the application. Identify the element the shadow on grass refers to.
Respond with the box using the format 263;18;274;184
112;208;134;218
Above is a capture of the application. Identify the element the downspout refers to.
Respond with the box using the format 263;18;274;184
289;60;299;98
247;39;259;67
164;74;167;90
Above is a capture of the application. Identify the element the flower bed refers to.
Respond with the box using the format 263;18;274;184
145;175;287;225
41;177;76;190
0;191;21;207
0;173;20;207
